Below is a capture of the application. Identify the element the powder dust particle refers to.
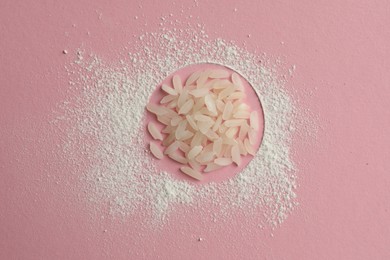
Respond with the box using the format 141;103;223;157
53;22;306;228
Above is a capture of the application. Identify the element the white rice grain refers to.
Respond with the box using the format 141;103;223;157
214;157;233;166
178;99;194;115
180;166;203;181
161;84;178;96
172;75;183;92
150;142;164;159
187;145;203;160
147;122;163;140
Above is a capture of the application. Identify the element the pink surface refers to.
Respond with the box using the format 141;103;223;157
146;63;264;183
1;0;390;259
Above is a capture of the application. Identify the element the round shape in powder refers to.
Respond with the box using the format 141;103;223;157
145;63;265;183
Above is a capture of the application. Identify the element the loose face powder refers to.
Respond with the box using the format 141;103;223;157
55;26;298;227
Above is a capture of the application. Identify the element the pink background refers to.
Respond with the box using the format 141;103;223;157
1;0;390;259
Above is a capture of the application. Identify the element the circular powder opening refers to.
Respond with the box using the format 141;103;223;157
145;63;265;183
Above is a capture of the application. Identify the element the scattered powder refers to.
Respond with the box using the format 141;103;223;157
53;24;303;228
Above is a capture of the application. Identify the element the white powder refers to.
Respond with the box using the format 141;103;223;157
53;24;304;228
